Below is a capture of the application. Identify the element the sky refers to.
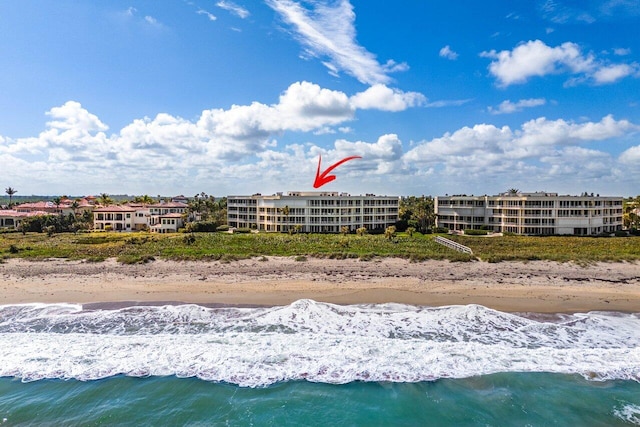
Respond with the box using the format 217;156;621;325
1;0;640;197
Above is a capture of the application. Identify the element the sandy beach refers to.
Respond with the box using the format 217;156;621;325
1;257;639;312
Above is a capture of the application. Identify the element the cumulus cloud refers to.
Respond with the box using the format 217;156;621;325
350;85;426;111
592;63;636;84
0;81;430;193
481;40;637;86
619;145;640;165
403;115;639;182
489;98;546;114
266;0;406;84
439;45;458;60
3;86;639;196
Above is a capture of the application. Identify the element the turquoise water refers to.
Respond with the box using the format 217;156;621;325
0;301;639;425
1;374;639;425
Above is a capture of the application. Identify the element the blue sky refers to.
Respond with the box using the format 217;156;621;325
1;0;640;197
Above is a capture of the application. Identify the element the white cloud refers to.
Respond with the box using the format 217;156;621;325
350;85;426;112
197;9;217;21
439;45;458;60
266;0;404;85
592;63;636;84
403;115;639;185
540;147;614;179
216;1;250;19
481;40;637;86
3;85;639;196
613;47;631;56
144;16;161;26
425;99;473;108
488;98;546;114
46;101;108;132
619;145;640;165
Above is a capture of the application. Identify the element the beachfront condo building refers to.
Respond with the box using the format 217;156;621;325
227;191;399;233
435;192;623;235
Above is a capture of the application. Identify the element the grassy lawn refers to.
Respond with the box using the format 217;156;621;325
0;231;639;263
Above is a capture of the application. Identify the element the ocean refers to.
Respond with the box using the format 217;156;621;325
0;300;638;425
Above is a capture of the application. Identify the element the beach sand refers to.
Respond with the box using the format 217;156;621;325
1;257;639;312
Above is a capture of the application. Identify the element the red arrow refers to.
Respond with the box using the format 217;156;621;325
313;155;362;188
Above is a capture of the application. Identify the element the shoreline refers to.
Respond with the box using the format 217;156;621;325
1;257;639;313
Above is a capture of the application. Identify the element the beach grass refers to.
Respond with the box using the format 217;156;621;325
0;231;639;263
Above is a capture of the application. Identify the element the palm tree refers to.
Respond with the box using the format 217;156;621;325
98;193;113;206
278;205;290;232
71;200;80;218
384;225;396;240
52;197;62;214
507;188;520;195
5;187;17;207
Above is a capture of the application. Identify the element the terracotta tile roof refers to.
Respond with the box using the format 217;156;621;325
149;202;188;208
92;205;137;212
0;210;52;218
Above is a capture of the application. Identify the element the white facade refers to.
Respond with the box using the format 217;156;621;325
93;202;187;232
435;192;623;235
0;210;52;230
149;213;185;233
227;191;399;233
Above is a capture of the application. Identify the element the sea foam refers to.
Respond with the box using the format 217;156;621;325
0;300;638;387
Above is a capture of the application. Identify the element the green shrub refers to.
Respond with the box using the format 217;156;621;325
235;228;251;233
614;230;628;237
432;227;449;234
368;228;385;235
294;255;307;262
464;229;488;236
216;225;231;232
185;221;218;232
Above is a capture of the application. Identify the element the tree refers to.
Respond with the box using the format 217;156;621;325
52;197;62;213
5;187;17;207
399;196;435;233
340;225;350;235
356;227;367;236
384;225;396;240
623;196;640;230
278;205;290;232
99;193;114;206
132;194;155;204
70;200;80;218
507;188;520;195
184;192;226;229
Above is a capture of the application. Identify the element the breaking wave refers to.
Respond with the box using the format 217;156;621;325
0;300;638;387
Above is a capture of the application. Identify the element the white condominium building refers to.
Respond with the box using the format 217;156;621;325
435;192;623;235
227;191;399;233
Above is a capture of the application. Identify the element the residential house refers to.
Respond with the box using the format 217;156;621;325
0;210;52;230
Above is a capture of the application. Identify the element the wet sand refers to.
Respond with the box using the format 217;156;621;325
1;257;639;313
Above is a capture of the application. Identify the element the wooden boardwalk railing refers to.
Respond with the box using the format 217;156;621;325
434;236;473;254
